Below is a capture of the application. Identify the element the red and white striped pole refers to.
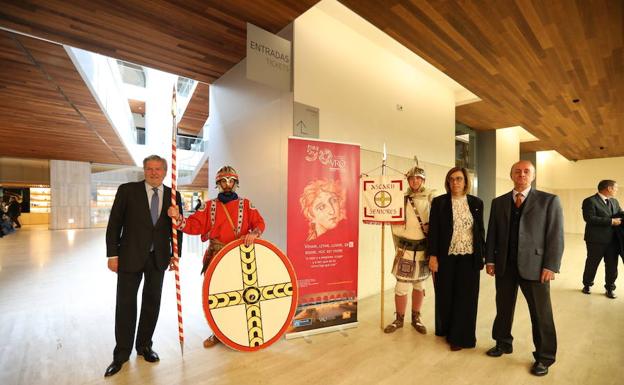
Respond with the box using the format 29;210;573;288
170;84;184;355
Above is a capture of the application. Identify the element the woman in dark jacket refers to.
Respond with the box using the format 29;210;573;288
428;167;484;350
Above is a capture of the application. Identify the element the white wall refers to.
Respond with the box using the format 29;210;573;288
294;4;457;299
537;151;624;234
294;4;455;167
208;2;460;301
495;127;520;196
144;68;178;186
208;60;292;249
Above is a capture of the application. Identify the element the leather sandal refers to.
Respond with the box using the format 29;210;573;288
383;314;404;333
203;334;221;348
411;311;427;334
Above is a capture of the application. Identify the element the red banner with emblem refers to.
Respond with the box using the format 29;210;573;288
286;137;360;336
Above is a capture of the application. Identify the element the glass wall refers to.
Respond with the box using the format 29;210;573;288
455;122;477;195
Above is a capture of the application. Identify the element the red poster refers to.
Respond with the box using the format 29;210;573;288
286;137;360;336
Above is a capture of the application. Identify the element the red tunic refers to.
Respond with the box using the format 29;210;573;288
178;198;265;244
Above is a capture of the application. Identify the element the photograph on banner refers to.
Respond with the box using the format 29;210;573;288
286;138;360;335
361;175;405;224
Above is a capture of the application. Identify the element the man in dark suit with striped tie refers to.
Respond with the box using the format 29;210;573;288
485;160;564;377
581;180;622;299
104;155;183;377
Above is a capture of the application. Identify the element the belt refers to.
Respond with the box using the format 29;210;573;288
398;238;427;251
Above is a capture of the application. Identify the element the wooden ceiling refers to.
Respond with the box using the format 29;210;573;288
128;99;145;115
178;83;209;136
339;0;623;160
0;0;319;84
0;0;621;161
179;157;209;190
0;30;133;164
0;0;317;165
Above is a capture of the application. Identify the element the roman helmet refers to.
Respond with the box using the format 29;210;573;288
215;165;239;191
405;165;426;180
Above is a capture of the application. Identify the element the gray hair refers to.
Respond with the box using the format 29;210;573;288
143;155;168;171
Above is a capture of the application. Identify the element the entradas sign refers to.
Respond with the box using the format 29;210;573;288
246;23;291;91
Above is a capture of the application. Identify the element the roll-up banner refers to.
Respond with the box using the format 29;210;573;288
286;137;360;338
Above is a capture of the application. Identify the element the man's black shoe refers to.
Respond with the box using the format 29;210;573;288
581;286;590;294
606;290;617;299
530;362;549;376
137;347;160;362
486;344;513;357
104;361;124;377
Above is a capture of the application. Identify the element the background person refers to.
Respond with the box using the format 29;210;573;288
7;196;21;229
581;179;622;298
104;155;183;377
428;167;484;351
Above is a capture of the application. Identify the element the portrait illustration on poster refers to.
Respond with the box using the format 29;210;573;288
300;178;347;241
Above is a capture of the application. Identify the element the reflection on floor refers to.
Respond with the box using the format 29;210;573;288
0;226;622;385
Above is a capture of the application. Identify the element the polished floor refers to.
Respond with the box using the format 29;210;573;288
0;226;622;385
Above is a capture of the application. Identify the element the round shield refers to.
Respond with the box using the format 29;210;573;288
202;239;298;351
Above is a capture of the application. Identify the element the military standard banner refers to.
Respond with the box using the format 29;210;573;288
362;176;405;224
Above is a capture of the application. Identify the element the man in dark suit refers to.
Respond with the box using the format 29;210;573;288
104;154;183;377
7;196;21;228
485;160;564;377
581;180;622;298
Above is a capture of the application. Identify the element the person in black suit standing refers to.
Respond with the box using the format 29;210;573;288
104;154;183;377
7;196;21;229
485;160;564;377
428;167;484;351
581;180;622;298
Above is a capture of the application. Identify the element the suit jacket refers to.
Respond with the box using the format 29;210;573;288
428;193;485;269
485;189;564;281
582;193;622;244
106;181;183;272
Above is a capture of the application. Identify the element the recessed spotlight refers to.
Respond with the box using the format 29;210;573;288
599;146;605;150
572;99;580;103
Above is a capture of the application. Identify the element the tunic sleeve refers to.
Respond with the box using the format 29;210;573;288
178;200;213;236
247;200;266;233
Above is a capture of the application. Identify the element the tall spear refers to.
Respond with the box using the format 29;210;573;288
170;84;184;355
380;143;387;330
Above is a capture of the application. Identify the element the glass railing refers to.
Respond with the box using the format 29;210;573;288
175;77;197;119
177;134;204;151
66;47;142;166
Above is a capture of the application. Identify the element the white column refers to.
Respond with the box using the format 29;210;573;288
50;160;91;229
209;59;293;249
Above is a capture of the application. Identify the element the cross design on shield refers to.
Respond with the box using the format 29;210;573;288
203;239;298;351
374;190;392;208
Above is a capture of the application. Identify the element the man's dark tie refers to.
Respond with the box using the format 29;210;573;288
607;199;613;214
515;193;523;208
151;187;159;225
